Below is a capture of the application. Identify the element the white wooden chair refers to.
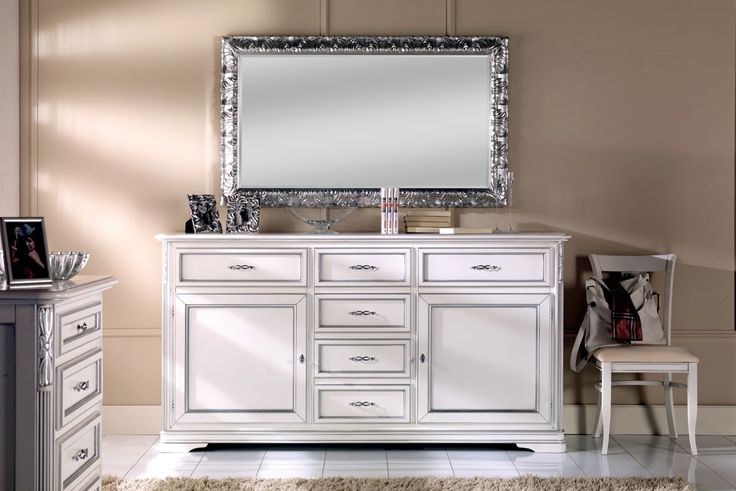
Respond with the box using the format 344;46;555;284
589;254;698;455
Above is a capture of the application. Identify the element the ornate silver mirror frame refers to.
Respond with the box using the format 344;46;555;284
221;36;509;207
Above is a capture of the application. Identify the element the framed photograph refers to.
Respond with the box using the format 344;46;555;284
226;192;260;233
187;194;223;233
0;217;53;287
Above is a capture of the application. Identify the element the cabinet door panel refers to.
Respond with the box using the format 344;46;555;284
429;305;536;410
418;294;551;424
187;306;296;411
173;294;306;424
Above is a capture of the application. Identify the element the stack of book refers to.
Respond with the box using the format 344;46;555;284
404;209;452;233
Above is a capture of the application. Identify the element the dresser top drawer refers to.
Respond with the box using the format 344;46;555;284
419;249;550;286
316;249;411;286
177;249;306;285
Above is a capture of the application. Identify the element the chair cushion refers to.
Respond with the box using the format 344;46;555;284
593;345;699;363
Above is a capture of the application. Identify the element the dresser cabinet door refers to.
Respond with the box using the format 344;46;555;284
417;294;553;424
173;294;307;424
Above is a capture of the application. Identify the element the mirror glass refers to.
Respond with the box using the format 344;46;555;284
221;37;508;207
238;55;490;189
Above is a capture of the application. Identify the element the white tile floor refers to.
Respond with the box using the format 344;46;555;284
102;434;736;490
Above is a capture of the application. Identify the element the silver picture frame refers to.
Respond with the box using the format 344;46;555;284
226;192;260;233
220;36;509;208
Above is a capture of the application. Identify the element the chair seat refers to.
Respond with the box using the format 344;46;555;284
593;345;699;363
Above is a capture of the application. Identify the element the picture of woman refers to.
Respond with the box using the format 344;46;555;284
0;218;52;286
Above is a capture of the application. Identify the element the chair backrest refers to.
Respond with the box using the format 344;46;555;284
588;254;676;345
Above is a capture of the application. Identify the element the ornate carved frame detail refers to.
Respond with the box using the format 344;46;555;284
220;36;509;208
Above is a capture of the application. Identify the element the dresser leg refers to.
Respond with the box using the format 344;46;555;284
155;442;208;453
515;442;566;453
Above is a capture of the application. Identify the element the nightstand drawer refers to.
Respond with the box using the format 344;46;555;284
178;250;306;285
58;302;101;357
420;249;549;285
57;350;102;429
316;295;410;332
314;385;410;423
316;249;410;285
57;415;101;490
315;340;410;378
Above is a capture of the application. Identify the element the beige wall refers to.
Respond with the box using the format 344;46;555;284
1;0;19;215
20;0;735;408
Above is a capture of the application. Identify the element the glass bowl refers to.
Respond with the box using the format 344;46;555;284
48;252;90;281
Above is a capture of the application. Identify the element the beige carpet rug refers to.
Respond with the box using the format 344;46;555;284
102;475;695;490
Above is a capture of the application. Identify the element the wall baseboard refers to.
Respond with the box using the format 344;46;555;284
102;404;736;436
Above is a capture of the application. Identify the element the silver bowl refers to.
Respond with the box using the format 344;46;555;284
49;252;90;281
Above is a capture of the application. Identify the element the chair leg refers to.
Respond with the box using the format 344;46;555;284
593;390;603;438
601;363;612;455
663;372;678;439
687;363;698;455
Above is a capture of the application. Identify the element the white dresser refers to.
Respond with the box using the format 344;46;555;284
0;276;116;491
157;233;568;452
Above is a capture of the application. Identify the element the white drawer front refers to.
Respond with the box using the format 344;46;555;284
315;386;410;422
316;250;410;285
58;303;101;357
57;350;102;429
317;296;409;331
421;250;548;284
315;340;410;377
179;250;305;284
57;415;100;490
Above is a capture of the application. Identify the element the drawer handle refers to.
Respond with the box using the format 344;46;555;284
348;356;376;362
349;401;376;407
420;354;426;363
471;264;502;271
72;448;89;462
76;322;88;332
228;264;255;271
349;264;378;271
299;354;305;364
349;310;376;316
73;380;90;392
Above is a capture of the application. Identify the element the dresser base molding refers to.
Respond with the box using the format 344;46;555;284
158;431;566;452
158;234;569;454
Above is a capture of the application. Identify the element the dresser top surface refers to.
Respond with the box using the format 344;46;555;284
0;275;117;302
156;233;570;243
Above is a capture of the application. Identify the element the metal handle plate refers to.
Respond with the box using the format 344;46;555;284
228;264;255;271
76;322;88;332
348;310;376;316
471;264;501;271
349;264;378;271
73;380;90;392
348;356;376;362
72;448;89;462
420;354;426;363
349;401;376;407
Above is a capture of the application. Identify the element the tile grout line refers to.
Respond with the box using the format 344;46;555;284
611;436;657;478
255;447;269;478
187;447;206;478
120;436;162;480
689;438;736;488
445;449;456;477
385;449;389;478
321;449;326;478
505;450;523;477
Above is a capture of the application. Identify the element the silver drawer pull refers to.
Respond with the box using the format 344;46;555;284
471;264;501;271
349;264;378;271
349;310;376;316
348;356;376;362
73;380;90;392
349;401;376;407
76;322;88;332
228;264;255;270
72;448;89;462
